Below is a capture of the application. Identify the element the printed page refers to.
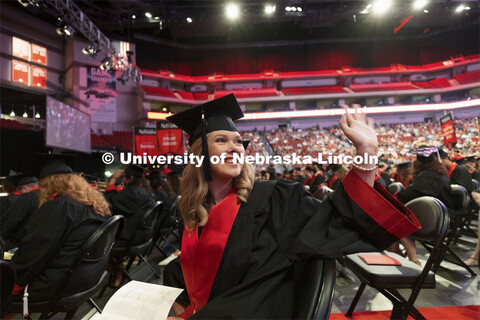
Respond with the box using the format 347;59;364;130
90;280;183;320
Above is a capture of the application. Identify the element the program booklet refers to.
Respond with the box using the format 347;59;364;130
90;280;183;320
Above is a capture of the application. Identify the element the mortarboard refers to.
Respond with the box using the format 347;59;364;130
124;165;145;178
11;172;38;186
34;154;77;180
326;164;342;172
452;157;467;165
396;162;412;170
166;94;245;181
437;148;449;159
416;145;440;163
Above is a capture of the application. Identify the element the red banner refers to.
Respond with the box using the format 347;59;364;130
12;60;30;85
31;66;46;89
157;128;184;155
31;43;47;65
440;113;457;148
135;128;159;156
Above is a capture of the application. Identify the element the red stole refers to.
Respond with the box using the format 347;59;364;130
180;189;241;318
448;163;457;179
330;176;338;188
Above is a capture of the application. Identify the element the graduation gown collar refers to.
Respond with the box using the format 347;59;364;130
180;188;241;318
448;162;457;178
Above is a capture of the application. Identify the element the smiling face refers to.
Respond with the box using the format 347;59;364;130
207;130;245;182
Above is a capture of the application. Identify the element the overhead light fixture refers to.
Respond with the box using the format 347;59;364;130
465;6;470;10
132;14;136;19
162;107;167;112
423;9;429;13
291;7;297;12
285;6;292;12
186;17;193;23
117;71;129;85
35;112;41;119
23;111;28;118
9;110;15;117
413;0;428;10
154;16;160;20
297;7;302;12
265;4;276;15
372;0;391;14
63;25;74;36
226;3;240;19
82;44;100;56
145;12;152;18
455;5;465;13
99;56;112;70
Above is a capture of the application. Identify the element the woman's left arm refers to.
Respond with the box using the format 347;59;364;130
338;105;378;186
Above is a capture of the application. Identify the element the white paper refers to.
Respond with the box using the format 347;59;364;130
90;280;183;320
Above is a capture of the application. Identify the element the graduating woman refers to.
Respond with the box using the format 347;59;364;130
165;94;420;319
10;156;111;302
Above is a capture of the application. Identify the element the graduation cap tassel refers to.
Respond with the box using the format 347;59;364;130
201;107;212;181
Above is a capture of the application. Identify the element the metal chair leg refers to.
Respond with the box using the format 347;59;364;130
345;282;366;317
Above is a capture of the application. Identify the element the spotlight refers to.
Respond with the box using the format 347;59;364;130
9;110;15;117
82;44;100;56
226;3;240;19
132;14;136;19
265;4;276;15
465;6;470;10
145;12;152;18
297;7;302;12
35;112;40;119
372;0;391;14
154;16;160;20
162;107;167;112
285;6;292;12
423;9;429;13
23;111;28;118
291;7;297;12
99;56;112;71
413;0;428;10
105;171;112;177
186;17;193;23
455;5;465;13
63;25;74;36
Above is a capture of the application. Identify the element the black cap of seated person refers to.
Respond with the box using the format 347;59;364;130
9;171;38;187
124;165;145;179
416;145;441;163
166;94;249;181
33;153;77;179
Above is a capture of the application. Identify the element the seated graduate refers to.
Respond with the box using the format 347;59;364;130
104;164;156;247
9;155;111;302
163;94;420;320
396;145;453;265
439;149;475;194
0;172;40;251
0;172;38;215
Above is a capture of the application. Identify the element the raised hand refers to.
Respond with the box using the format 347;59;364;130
339;104;378;156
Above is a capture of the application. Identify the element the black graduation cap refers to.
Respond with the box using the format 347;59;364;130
437;148;449;159
396;162;412;170
326;164;342;173
34;154;77;180
166;94;245;181
124;165;145;178
416;145;439;163
11;172;38;186
452;157;467;165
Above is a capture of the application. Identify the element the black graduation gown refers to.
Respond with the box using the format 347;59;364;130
0;189;40;250
170;171;419;319
105;185;156;245
472;170;480;182
10;195;107;301
0;194;20;216
450;164;474;193
380;171;392;186
397;170;453;209
310;173;326;193
153;188;174;230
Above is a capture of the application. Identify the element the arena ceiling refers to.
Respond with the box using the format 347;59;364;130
15;0;480;46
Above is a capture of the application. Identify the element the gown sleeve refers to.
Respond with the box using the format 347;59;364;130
269;170;420;261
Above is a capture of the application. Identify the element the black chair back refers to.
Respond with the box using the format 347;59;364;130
313;186;333;202
387;182;403;195
406;197;450;242
292;259;336;320
472;179;479;192
0;261;16;318
450;184;470;211
134;201;163;241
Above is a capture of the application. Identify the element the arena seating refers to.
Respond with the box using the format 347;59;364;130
350;82;419;92
102;131;133;152
0;119;32;130
175;90;196;100
141;86;177;98
91;134;113;149
193;92;210;100
214;88;278;99
413;81;436;89
454;70;480;85
429;77;452;88
281;86;346;95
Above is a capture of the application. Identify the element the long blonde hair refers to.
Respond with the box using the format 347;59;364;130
39;174;111;217
179;137;255;230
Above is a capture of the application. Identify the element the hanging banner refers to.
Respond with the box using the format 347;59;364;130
12;60;30;85
135;127;159;156
157;123;184;155
86;67;117;123
12;37;31;61
439;113;457;148
31;43;47;65
31;66;46;89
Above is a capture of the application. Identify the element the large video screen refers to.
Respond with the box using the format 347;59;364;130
46;96;91;153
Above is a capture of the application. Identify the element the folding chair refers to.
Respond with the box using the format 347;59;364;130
292;258;336;319
387;182;403;195
344;196;450;320
462;179;479;238
6;215;124;319
109;201;163;282
313;186;333;202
